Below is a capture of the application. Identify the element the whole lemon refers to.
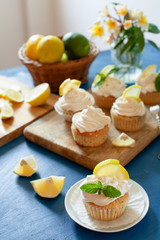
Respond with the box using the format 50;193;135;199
36;35;64;63
25;34;44;60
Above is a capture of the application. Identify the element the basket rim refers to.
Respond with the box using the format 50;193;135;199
18;40;99;68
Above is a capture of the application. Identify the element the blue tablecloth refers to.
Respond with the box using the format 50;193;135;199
0;44;160;240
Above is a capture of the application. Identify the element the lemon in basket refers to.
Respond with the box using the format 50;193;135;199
37;35;64;63
25;34;44;60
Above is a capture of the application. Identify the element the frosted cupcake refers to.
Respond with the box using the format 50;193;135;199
91;66;126;109
110;86;146;132
136;65;160;105
80;159;129;221
55;88;95;122
71;106;111;147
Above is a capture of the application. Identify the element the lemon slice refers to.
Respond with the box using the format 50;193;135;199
59;78;81;96
13;155;38;177
122;85;142;102
141;64;157;77
112;133;135;147
1;102;14;119
25;83;51;106
93;159;129;180
30;176;65;198
0;89;6;97
93;65;115;85
5;89;24;103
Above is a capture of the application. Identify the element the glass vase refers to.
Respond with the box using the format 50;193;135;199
111;43;143;85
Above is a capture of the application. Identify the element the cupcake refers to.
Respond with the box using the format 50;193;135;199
71;106;111;147
54;88;95;122
136;65;160;105
110;88;146;132
91;66;126;109
80;172;129;220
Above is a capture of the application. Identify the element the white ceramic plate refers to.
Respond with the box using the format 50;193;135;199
65;179;149;232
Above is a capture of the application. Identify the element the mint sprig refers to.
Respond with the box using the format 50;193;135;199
155;72;160;92
94;67;120;87
80;181;121;198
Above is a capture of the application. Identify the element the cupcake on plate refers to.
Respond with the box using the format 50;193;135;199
136;64;160;105
54;79;95;122
91;65;126;109
80;159;129;221
110;85;146;132
71;106;111;147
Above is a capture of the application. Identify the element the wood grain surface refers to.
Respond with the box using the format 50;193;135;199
0;75;59;147
24;104;159;170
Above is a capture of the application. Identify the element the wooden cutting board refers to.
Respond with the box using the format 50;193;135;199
23;104;159;170
0;75;59;147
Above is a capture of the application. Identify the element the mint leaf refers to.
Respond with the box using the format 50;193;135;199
80;183;98;194
94;67;120;87
102;185;121;198
155;73;160;92
98;181;102;195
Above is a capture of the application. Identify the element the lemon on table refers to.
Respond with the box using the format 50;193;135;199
93;159;129;180
1;102;14;119
25;83;51;106
59;78;81;96
30;176;65;198
141;64;157;77
93;65;115;85
37;35;64;63
13;155;38;177
5;89;24;103
25;34;44;61
122;85;142;102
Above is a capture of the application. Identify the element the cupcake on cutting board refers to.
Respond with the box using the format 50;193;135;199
54;78;95;122
91;65;126;109
110;85;146;132
80;159;129;221
136;64;160;105
71;106;111;147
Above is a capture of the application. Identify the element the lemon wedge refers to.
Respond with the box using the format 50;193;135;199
25;83;51;106
93;159;129;180
5;89;24;103
13;155;38;177
30;176;65;198
59;78;81;96
141;64;157;77
1;102;14;119
112;133;135;147
93;65;115;85
0;89;6;97
122;85;142;102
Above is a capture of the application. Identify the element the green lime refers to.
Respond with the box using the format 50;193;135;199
60;52;68;63
62;32;90;60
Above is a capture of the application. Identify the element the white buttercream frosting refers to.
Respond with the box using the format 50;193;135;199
136;73;157;94
81;175;128;206
91;76;126;98
72;106;111;133
111;96;146;117
55;88;95;112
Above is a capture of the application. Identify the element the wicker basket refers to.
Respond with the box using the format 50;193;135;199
18;41;99;92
